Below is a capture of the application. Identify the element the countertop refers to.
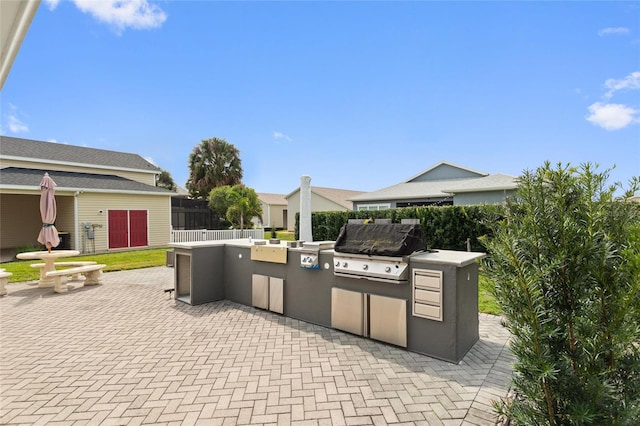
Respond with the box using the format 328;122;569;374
171;240;485;267
410;249;486;267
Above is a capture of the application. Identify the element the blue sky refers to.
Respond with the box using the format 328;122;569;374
2;0;639;194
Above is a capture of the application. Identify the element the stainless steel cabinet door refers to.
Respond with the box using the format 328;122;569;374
331;288;364;336
269;277;284;314
369;294;407;348
252;274;269;310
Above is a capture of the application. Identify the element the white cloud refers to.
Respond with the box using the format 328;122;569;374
598;27;630;37
604;71;640;98
8;116;29;133
586;102;639;130
273;131;293;142
144;156;157;165
5;104;29;133
43;0;60;11
46;0;167;34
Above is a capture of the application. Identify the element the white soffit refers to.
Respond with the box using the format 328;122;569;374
0;0;40;90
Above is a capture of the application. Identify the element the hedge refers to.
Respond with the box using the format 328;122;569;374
295;204;503;252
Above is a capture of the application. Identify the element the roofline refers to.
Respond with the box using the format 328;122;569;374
0;184;172;196
352;194;449;202
404;160;488;183
1;154;160;175
0;0;40;90
442;185;518;194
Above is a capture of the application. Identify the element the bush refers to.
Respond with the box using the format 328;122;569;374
482;162;640;425
296;204;502;251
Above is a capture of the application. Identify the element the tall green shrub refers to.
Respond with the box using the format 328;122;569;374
482;162;640;425
296;205;498;251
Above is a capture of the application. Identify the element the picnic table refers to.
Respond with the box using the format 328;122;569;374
16;250;81;288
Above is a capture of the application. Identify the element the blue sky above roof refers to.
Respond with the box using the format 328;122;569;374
1;0;638;194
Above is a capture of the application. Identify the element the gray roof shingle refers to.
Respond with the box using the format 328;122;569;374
0;167;173;194
0;136;161;173
350;173;518;202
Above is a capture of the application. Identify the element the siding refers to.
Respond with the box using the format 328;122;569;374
286;192;349;231
410;164;483;182
257;201;286;229
453;190;515;206
76;193;170;252
1;159;156;186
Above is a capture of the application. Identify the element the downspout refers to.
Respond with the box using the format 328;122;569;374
74;191;80;252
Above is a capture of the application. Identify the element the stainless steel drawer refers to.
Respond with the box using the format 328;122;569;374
415;288;440;304
414;272;441;290
414;302;441;321
412;268;443;321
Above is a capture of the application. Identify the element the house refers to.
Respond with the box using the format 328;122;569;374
0;136;174;255
285;186;364;231
253;193;287;229
1;0;39;89
350;161;518;210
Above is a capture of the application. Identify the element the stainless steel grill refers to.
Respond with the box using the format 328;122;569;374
332;221;426;284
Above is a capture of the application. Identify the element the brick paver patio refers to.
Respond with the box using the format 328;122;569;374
0;267;513;425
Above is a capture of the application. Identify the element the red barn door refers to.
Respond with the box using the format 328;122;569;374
108;210;129;249
129;210;148;247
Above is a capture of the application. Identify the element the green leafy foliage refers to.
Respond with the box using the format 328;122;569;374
208;184;262;231
296;204;500;251
156;169;176;191
482;162;640;425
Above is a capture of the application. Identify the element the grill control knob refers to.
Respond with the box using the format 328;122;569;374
385;266;391;273
335;261;340;267
363;264;368;271
342;262;348;268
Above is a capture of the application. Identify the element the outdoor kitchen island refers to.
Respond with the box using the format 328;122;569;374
171;238;485;363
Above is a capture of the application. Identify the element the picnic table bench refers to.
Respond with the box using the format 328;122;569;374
0;269;12;296
45;264;106;293
31;261;97;281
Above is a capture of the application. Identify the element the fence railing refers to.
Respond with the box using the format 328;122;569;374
170;229;265;243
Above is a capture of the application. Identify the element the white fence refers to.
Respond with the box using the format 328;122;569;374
170;229;265;243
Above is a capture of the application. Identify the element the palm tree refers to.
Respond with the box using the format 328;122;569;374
186;137;243;199
156;169;177;191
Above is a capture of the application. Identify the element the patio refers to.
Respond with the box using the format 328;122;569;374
0;266;513;425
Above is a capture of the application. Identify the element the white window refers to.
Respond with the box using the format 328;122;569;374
357;204;391;211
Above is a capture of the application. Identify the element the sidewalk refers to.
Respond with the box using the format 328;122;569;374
0;267;513;425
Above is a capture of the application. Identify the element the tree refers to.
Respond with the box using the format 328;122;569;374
209;184;262;232
156;169;176;191
482;162;640;425
186;137;243;199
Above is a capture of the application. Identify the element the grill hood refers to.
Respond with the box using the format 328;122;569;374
334;223;427;257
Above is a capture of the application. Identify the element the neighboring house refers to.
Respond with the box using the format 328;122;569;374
285;186;364;231
351;161;518;210
253;193;287;229
0;136;174;254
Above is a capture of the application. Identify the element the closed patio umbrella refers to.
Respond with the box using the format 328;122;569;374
37;172;60;252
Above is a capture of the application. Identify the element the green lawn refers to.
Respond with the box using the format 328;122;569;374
262;230;296;241
2;245;501;315
479;274;501;315
2;248;168;283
